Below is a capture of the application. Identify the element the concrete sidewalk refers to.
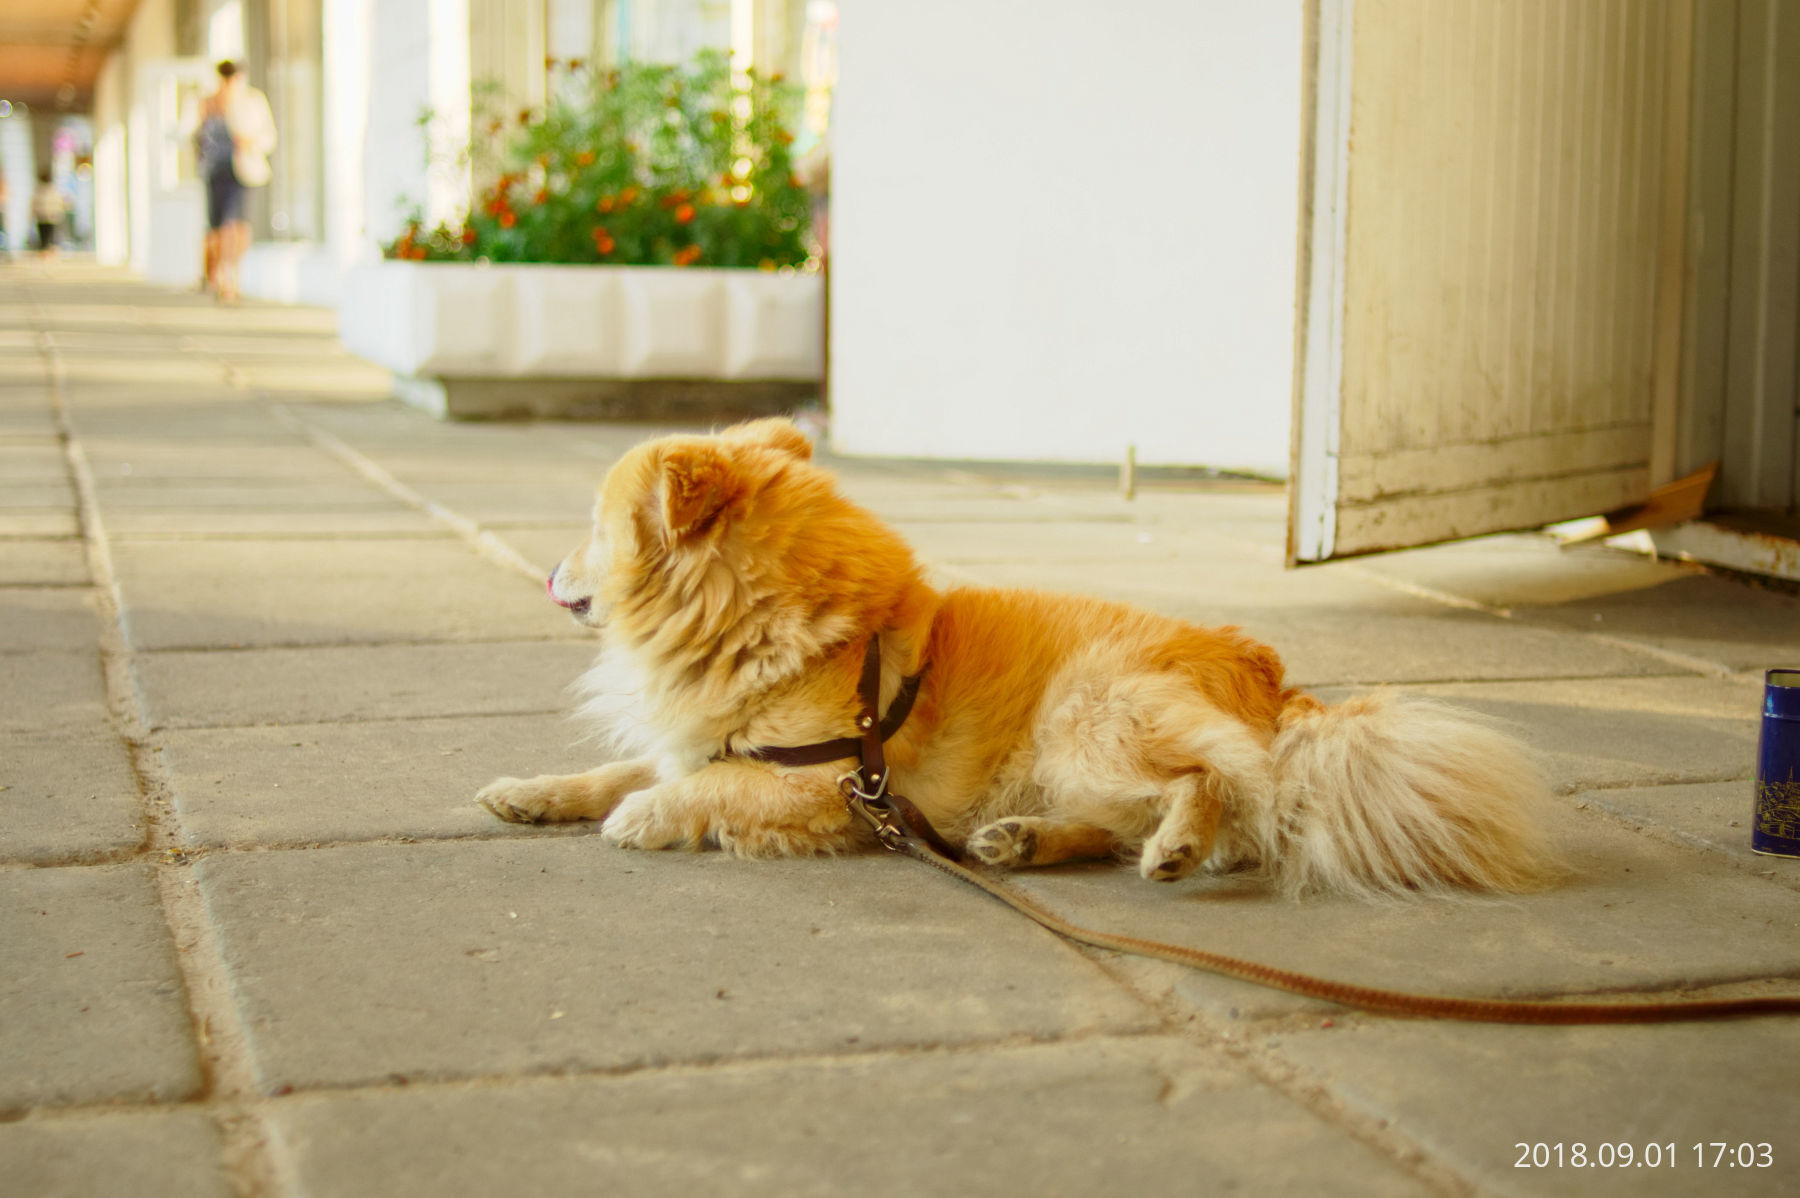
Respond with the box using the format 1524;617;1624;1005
4;262;1798;1197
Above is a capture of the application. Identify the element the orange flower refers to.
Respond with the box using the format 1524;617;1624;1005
660;189;691;209
673;245;701;267
499;210;517;229
518;108;534;125
597;195;615;214
620;186;639;204
674;203;695;225
460;227;477;245
591;226;615;255
575;150;595;167
534;188;549;205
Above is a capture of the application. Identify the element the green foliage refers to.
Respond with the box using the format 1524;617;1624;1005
386;50;813;270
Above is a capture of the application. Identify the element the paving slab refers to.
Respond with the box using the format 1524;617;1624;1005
80;441;358;481
0;651;110;733
1385;675;1764;791
1004;800;1800;1021
136;303;338;336
1578;780;1800;882
234;360;394;398
194;840;1155;1093
0;1109;233;1198
385;480;605;525
44;331;184;353
284;402;686;458
1515;573;1800;673
1259;1016;1800;1197
1229;608;1671;687
0;482;77;511
0;864;201;1111
89;482;404;513
181;334;346;358
270;1036;1434;1198
488;525;591;573
0;539;88;585
0;368;51;392
163;713;605;847
0;511;79;536
109;539;580;650
0;727;144;864
134;641;599;729
103;511;448;537
0;588;101;652
1355;533;1709;609
308;444;616;486
0;443;69;480
56;358;231;387
50;383;254;408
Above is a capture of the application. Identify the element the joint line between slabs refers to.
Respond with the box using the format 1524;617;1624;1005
36;293;283;1196
261;401;545;585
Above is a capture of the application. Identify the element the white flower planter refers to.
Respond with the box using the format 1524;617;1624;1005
336;260;823;419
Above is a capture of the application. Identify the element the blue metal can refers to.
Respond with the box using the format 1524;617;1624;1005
1753;668;1800;859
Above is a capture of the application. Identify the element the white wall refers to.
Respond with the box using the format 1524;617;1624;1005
0;111;34;252
93;55;129;264
829;1;1301;474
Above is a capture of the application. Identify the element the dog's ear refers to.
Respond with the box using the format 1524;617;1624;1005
657;442;741;541
724;416;813;461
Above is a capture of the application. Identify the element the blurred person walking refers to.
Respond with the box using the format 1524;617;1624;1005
31;171;65;259
195;60;276;302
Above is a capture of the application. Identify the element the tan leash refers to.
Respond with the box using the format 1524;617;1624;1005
864;815;1800;1025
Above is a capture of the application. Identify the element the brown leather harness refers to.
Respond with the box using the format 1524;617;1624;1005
724;637;959;861
727;636;1800;1025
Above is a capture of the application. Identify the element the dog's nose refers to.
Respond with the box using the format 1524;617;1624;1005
546;567;590;616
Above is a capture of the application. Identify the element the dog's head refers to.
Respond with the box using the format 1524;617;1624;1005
548;418;921;674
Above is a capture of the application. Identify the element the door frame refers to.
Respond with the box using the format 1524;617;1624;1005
1286;0;1352;567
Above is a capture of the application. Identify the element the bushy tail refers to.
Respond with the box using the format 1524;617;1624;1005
1232;692;1561;900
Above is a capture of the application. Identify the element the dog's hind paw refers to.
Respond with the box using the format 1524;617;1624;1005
1138;830;1204;882
967;819;1039;867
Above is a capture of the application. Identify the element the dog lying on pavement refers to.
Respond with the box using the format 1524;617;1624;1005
477;418;1557;898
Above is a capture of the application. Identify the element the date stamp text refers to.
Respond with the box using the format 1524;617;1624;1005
1514;1143;1773;1170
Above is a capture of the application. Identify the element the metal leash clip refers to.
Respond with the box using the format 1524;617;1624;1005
838;768;909;851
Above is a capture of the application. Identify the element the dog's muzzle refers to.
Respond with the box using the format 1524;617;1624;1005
546;570;591;618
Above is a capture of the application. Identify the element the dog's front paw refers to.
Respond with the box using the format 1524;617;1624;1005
601;787;700;851
477;775;581;824
1138;826;1206;882
967;819;1039;868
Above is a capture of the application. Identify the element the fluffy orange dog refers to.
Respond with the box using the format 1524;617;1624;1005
478;418;1556;898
